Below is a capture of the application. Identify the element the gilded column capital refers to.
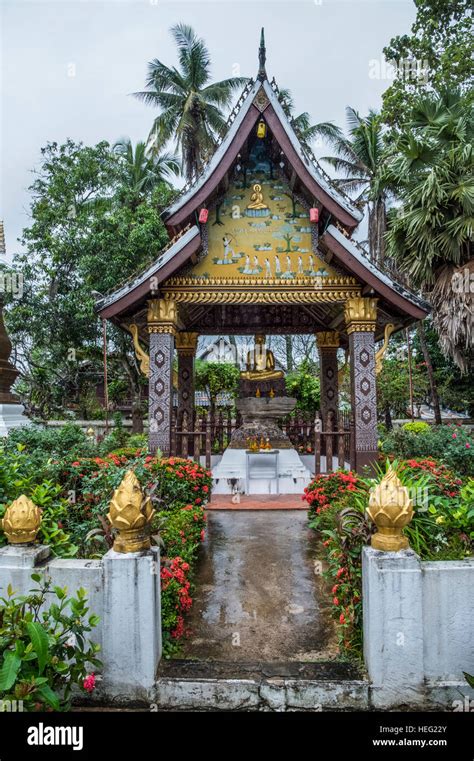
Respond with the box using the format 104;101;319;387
344;297;378;334
315;331;340;349
147;298;178;335
175;331;199;355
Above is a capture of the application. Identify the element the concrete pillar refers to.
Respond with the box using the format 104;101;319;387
102;547;161;700
362;546;424;708
345;298;378;472
175;332;199;428
147;298;178;455
315;331;339;423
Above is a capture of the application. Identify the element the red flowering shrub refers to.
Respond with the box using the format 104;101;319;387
398;458;462;498
146;457;212;510
303;470;362;529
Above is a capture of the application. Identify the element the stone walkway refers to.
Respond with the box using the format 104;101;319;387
181;511;337;662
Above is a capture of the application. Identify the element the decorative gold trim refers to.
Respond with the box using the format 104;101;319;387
175;331;199;354
147;298;178;335
344;297;378;334
164;275;358;288
1;495;42;544
253;87;270;112
316;331;340;349
125;323;150;377
375;323;396;375
162;289;361;305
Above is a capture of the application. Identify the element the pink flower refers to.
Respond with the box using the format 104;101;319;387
466;443;471;449
452;433;457;439
83;673;96;693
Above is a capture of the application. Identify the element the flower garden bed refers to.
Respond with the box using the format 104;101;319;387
0;434;212;657
303;457;474;658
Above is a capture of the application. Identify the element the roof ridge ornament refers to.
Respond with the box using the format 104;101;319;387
258;27;266;81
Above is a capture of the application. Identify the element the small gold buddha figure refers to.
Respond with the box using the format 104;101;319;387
247;183;268;211
240;334;284;381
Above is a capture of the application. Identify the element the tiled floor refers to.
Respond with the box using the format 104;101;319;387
208;493;307;510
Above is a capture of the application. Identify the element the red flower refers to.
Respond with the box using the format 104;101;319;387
333;597;339;606
83;673;96;693
336;568;346;579
466;443;471;449
71;462;80;467
339;614;346;624
332;584;338;594
452;433;457;439
200;529;205;541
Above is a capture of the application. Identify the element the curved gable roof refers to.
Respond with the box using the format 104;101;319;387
163;80;363;231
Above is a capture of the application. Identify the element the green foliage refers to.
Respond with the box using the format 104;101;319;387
0;576;101;711
382;0;473;131
402;421;430;434
134;23;247;182
7;139;173;418
195;360;239;409
380;424;474;476
285;361;320;414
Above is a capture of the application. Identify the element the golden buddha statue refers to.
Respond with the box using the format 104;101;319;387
240;334;284;381
247;183;268;211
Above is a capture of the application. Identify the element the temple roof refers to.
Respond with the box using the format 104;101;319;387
163;78;363;231
96;30;430;333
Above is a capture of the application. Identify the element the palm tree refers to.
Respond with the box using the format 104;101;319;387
385;89;473;372
320;108;389;266
134;24;248;182
277;88;343;154
113;138;179;206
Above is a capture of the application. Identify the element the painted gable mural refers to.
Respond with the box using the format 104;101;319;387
188;142;334;282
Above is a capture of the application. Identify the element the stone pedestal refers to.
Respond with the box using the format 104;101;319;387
230;396;296;449
212;447;311;495
0;403;31;437
362;547;424;708
102;547;162;698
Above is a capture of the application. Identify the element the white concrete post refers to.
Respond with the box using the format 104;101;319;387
362;546;424;708
102;546;161;700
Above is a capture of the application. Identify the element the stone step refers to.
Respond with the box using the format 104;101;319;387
154;660;369;711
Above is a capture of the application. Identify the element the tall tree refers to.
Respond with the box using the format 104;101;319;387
134;23;247;182
7;140;173;421
113;138;179;207
382;0;473;132
385;89;473;372
320;108;389;265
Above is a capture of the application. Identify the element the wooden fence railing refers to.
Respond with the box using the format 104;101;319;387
171;408;354;474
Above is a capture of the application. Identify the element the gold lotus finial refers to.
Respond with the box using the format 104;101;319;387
367;466;414;552
1;495;42;544
107;470;155;553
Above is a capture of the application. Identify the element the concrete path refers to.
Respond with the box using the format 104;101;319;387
181;510;337;662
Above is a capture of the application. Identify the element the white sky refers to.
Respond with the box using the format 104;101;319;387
1;0;416;256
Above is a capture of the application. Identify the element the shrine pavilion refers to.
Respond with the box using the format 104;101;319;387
96;30;429;481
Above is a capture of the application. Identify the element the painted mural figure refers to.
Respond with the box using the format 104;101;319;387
264;257;271;277
222;234;236;264
298;255;304;274
274;254;281;275
248;183;267;210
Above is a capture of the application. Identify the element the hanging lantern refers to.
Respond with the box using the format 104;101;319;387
310;207;319;223
198;208;208;224
256;119;266;139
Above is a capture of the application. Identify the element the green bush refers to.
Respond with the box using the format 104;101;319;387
380;424;473;475
402;421;430;434
0;575;101;711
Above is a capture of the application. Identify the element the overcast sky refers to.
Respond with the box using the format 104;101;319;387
1;0;416;257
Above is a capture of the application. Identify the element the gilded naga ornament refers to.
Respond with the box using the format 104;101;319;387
1;495;42;544
367;466;414;552
107;470;155;553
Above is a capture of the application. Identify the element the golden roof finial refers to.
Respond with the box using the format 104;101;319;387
107;470;155;553
367;466;414;552
1;495;42;544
